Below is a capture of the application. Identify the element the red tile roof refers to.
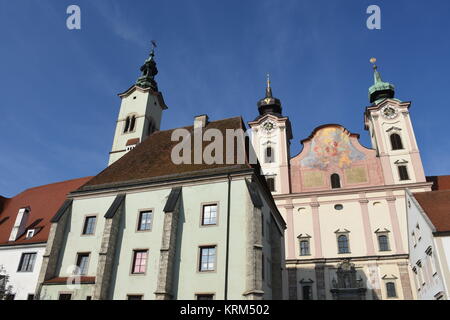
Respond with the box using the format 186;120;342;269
414;190;450;233
81;117;254;190
0;177;92;246
427;175;450;191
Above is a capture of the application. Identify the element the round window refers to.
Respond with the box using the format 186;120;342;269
334;204;343;210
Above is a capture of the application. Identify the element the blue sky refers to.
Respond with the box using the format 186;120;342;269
1;0;449;197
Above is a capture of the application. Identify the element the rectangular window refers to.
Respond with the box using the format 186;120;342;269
300;240;310;256
27;294;35;300
398;165;410;181
196;294;214;300
5;294;15;300
82;216;97;235
417;261;425;286
337;234;350;254
427;248;437;275
302;285;312;300
378;234;390;251
58;293;72;300
199;246;216;272
75;253;90;275
412;267;420;291
137;210;153;231
132;250;148;274
202;204;217;226
18;252;37;272
127;295;143;300
86;296;92;300
266;177;275;192
386;282;397;298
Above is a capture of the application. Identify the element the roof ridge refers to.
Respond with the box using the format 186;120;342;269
11;176;93;197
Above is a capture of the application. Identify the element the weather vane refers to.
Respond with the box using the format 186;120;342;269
150;40;157;57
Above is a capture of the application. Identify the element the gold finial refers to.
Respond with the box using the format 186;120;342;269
266;73;271;88
370;57;377;70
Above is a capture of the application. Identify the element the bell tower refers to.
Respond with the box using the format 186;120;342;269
364;58;426;185
248;75;292;194
108;43;168;165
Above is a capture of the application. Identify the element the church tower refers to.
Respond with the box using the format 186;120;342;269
364;58;426;185
108;44;168;165
248;75;292;194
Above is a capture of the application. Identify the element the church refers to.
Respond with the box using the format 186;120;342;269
250;59;432;300
0;46;448;300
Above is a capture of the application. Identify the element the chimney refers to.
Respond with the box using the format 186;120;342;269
9;207;30;242
194;114;209;129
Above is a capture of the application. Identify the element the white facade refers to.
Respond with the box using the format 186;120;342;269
406;190;450;300
108;86;166;165
248;114;291;195
0;244;45;300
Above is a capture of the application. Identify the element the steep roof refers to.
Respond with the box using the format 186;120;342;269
81;117;255;191
0;177;92;246
414;190;450;233
426;175;450;191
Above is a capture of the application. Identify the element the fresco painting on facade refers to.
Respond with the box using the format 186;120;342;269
301;127;366;171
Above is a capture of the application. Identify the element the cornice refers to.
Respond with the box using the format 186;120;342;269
273;181;433;200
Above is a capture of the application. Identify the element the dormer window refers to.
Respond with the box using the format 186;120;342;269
331;173;341;189
9;207;30;242
26;229;35;239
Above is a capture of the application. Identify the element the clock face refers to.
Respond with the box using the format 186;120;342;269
381;106;398;120
262;121;275;133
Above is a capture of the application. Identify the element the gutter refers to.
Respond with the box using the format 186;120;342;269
224;174;231;300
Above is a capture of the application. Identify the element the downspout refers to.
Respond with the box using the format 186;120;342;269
224;174;231;300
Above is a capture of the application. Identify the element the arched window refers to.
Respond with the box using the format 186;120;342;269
378;235;390;251
265;147;274;163
129;115;136;132
337;235;349;254
300;240;310;256
331;173;341;189
124;116;131;133
386;282;397;298
398;165;409;181
390;133;403;150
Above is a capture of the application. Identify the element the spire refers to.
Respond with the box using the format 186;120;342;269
266;73;273;98
256;74;282;117
136;41;159;91
368;58;395;104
